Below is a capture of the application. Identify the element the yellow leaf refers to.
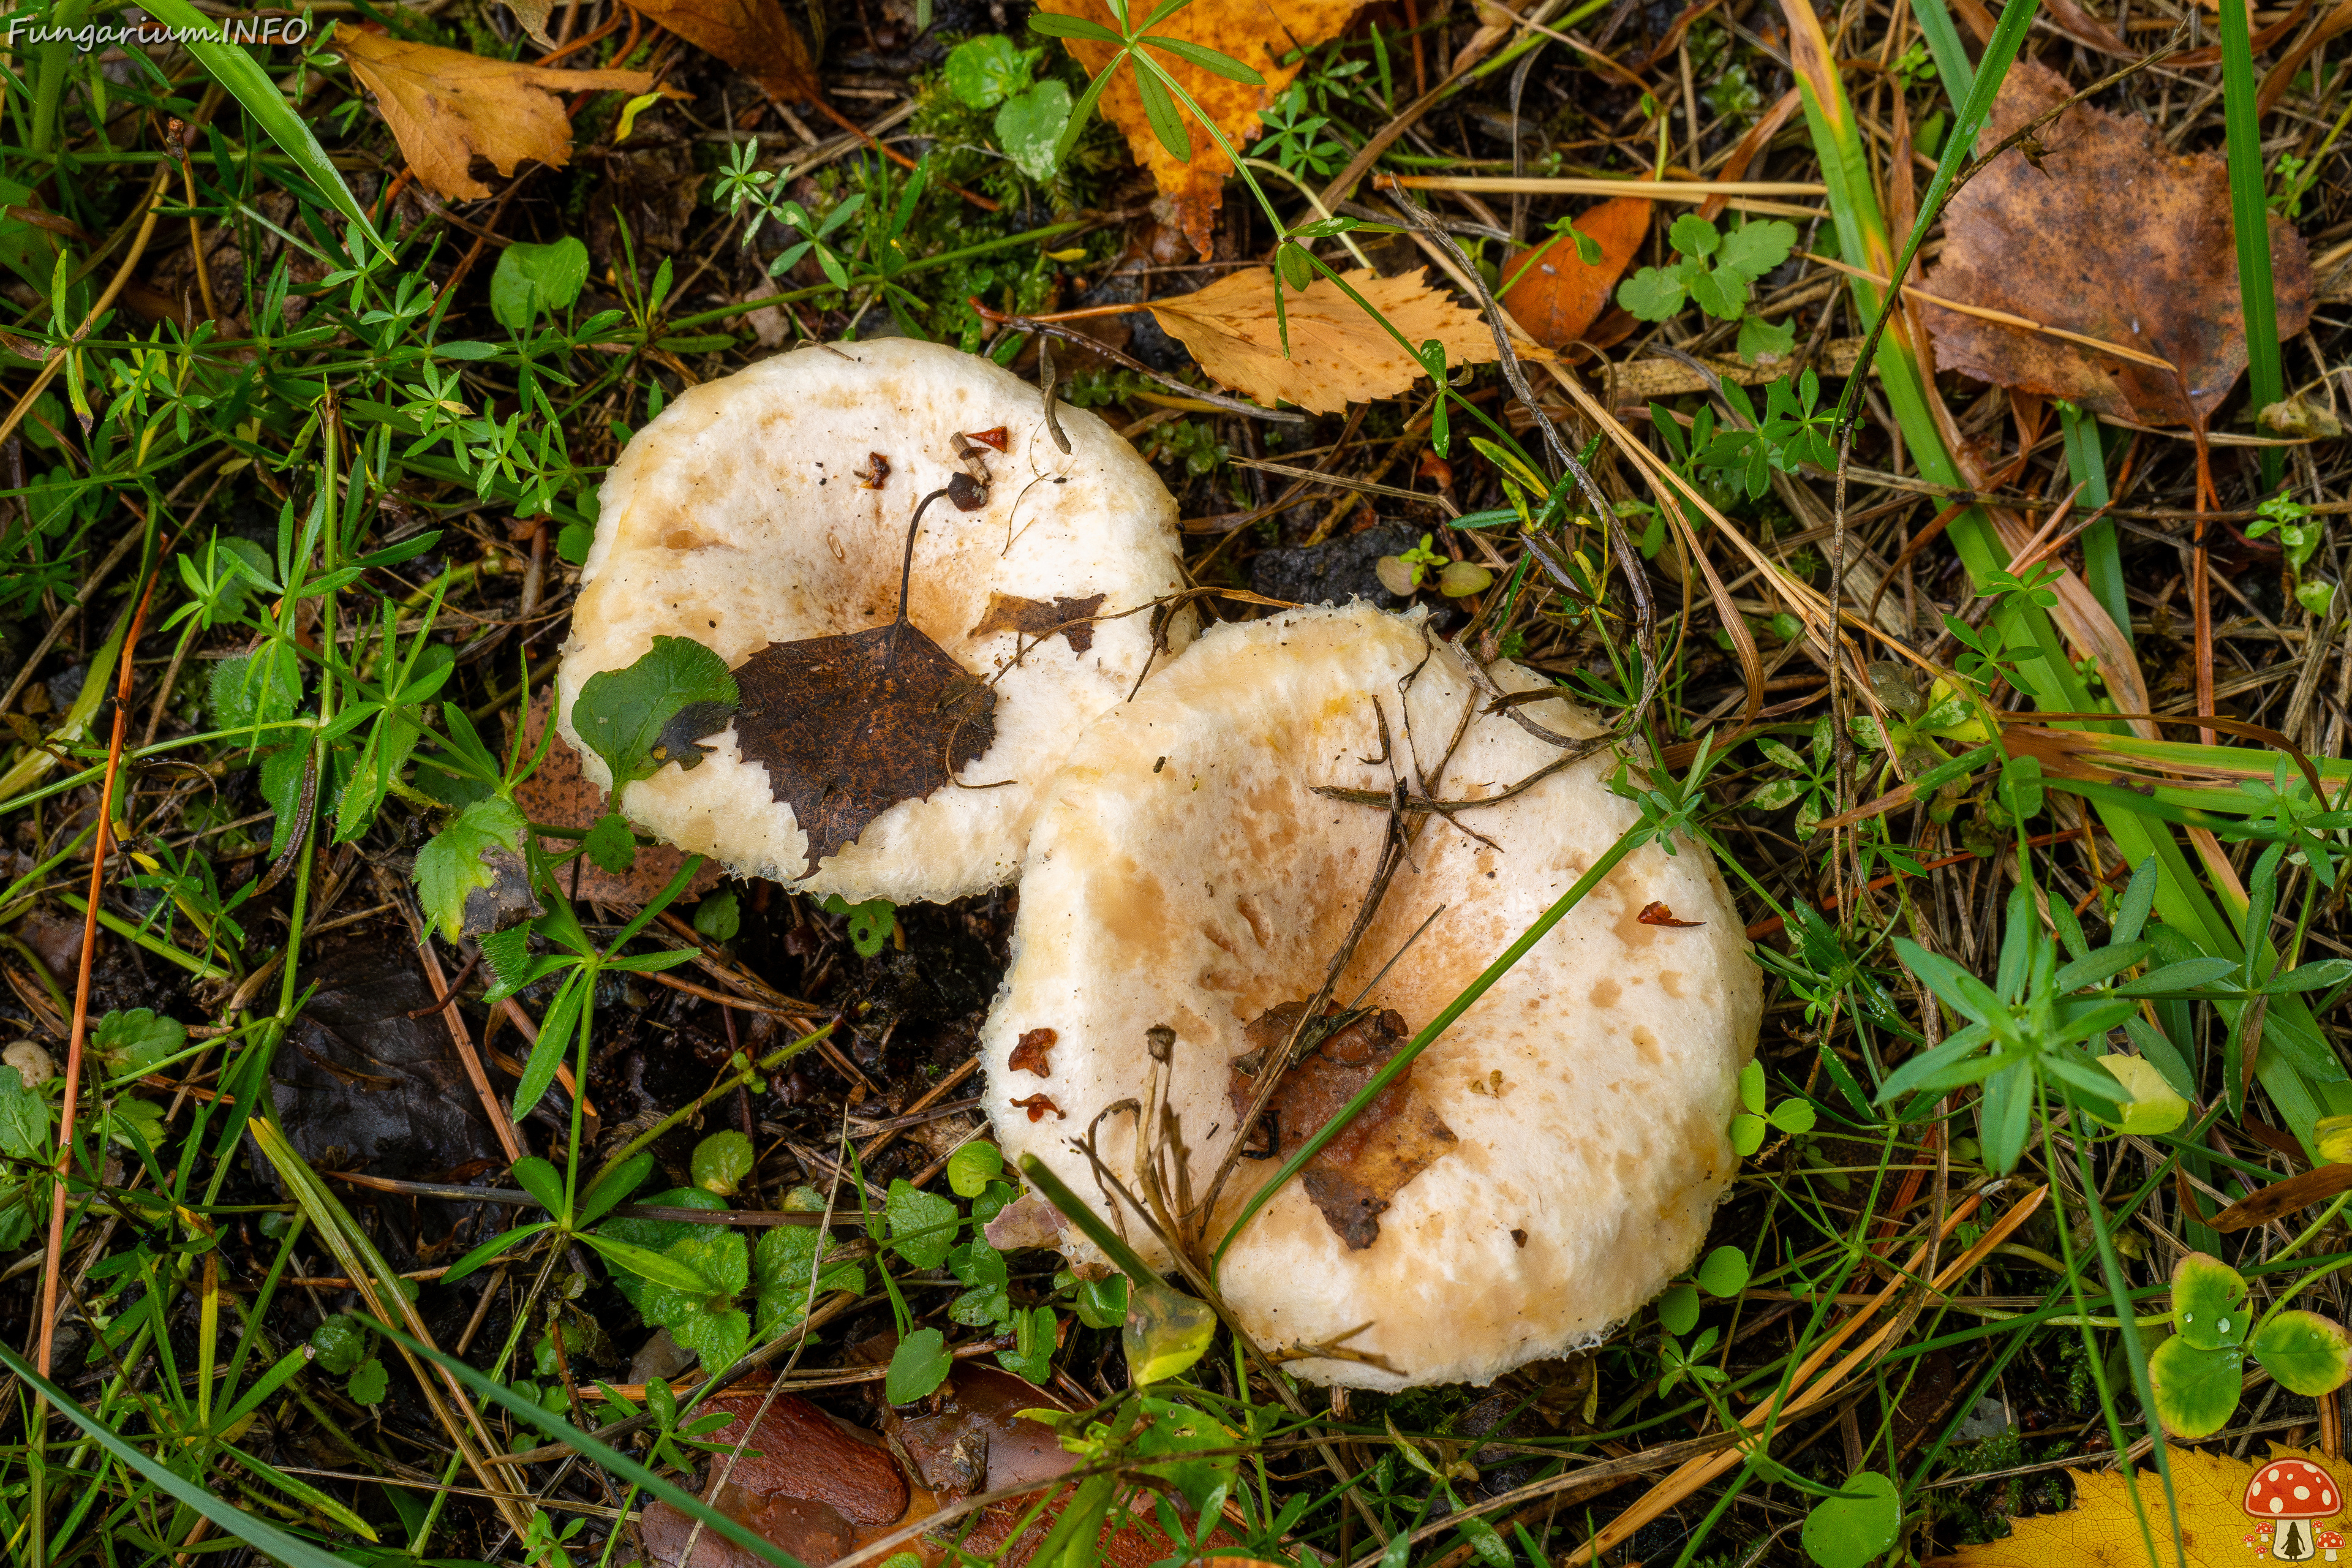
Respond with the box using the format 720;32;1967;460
1931;1446;2352;1567
334;30;652;202
1145;266;1545;415
1036;0;1363;259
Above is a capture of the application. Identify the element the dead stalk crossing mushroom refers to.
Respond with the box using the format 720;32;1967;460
981;603;1761;1389
557;339;1194;905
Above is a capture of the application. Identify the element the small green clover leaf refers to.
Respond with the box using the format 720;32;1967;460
1730;1059;1817;1155
691;1131;754;1197
345;1357;390;1406
823;894;897;957
948;1141;1005;1198
1657;1326;1727;1396
1657;1281;1701;1335
1695;1245;1751;1298
2151;1251;2352;1438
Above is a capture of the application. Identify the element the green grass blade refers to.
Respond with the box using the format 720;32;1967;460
2060;404;2129;638
132;0;385;254
0;1341;368;1568
1907;0;1976;111
2218;0;2286;487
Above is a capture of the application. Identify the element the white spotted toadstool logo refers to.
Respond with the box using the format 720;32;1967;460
2244;1458;2343;1560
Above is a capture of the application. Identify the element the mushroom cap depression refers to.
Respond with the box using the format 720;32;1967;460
557;339;1193;905
981;604;1760;1389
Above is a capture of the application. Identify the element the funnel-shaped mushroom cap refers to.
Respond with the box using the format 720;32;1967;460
557;339;1192;904
981;604;1760;1388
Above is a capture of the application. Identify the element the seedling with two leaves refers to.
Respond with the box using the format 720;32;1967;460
1618;214;1801;362
2149;1251;2352;1438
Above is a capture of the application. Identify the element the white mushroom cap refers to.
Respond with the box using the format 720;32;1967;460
557;339;1193;905
981;603;1760;1389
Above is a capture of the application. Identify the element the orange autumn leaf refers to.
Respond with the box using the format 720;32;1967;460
624;0;819;101
1148;266;1544;414
335;30;651;201
1930;1444;2351;1567
1036;0;1363;259
1499;197;1651;350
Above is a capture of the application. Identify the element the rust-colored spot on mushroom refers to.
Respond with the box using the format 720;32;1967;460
662;527;709;551
968;591;1108;654
1228;1001;1456;1251
856;452;891;489
1589;978;1622;1008
1511;1228;1528;1248
1010;1093;1065;1121
1638;901;1703;927
963;426;1011;451
1008;1027;1055;1077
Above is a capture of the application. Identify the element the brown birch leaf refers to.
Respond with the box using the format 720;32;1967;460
1919;58;2312;426
1148;266;1541;415
1035;0;1365;259
334;29;651;201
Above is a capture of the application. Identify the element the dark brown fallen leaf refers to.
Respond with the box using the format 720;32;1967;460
1919;58;2313;426
1008;1027;1055;1077
2211;1161;2352;1233
968;592;1108;655
733;499;999;878
1637;901;1704;928
696;1395;910;1525
509;688;721;907
1229;1001;1455;1251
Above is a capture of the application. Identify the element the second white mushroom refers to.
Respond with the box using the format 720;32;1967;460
982;603;1760;1389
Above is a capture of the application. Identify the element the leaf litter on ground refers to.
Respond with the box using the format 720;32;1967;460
1920;58;2315;424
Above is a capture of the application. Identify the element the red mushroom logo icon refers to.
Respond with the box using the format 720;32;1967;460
2320;1529;2344;1561
2245;1460;2339;1561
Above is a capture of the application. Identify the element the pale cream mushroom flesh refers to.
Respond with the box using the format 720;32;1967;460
982;603;1761;1389
557;338;1193;905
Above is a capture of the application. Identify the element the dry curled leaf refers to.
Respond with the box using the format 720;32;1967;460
1920;59;2312;425
1036;0;1363;258
968;592;1107;655
334;29;652;202
1008;1093;1065;1121
1929;1444;2350;1567
1148;266;1537;414
1637;901;1703;927
1499;198;1652;351
1228;1002;1455;1251
624;0;818;100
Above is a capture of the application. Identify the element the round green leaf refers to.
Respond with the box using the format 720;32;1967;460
995;80;1072;182
948;1141;1005;1199
2250;1310;2352;1396
1696;1245;1751;1298
1657;1281;1701;1336
309;1315;371;1376
1730;1114;1768;1157
2170;1251;2251;1349
1739;1060;1767;1114
1800;1471;1901;1568
886;1327;953;1405
1770;1098;1819;1135
345;1357;390;1406
691;1131;753;1197
2148;1332;2244;1438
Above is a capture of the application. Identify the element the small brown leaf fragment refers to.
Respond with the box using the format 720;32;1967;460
1637;901;1703;928
695;1396;910;1524
333;32;652;202
967;592;1109;655
1920;58;2313;424
947;471;989;511
1147;268;1547;415
1229;1001;1456;1250
621;0;818;101
856;452;891;490
1008;1027;1056;1077
1498;198;1652;352
731;624;997;877
963;426;1010;451
1009;1093;1065;1122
